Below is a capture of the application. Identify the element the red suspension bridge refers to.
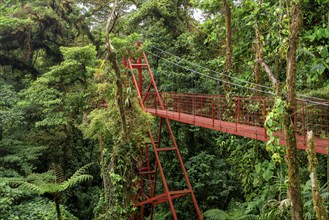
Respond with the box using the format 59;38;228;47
125;44;329;220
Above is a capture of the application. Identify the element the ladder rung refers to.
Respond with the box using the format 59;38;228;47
131;63;148;68
170;190;191;195
140;170;156;175
153;190;192;205
156;147;176;152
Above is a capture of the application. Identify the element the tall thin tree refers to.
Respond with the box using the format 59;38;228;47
284;1;303;219
256;0;303;218
223;0;232;72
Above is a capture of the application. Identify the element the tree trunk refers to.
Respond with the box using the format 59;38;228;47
222;0;233;94
223;0;232;72
104;2;133;218
307;131;329;220
254;0;262;88
284;1;303;219
105;0;128;139
107;50;128;139
0;126;2;141
55;195;61;220
99;135;110;206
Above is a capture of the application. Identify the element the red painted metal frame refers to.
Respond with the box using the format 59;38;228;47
143;92;329;154
126;43;203;220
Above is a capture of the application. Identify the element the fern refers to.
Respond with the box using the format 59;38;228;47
203;209;230;220
61;174;93;190
50;163;65;184
10;163;93;220
65;163;92;182
1;155;21;163
15;181;44;194
203;208;259;220
235;214;259;220
13;163;93;194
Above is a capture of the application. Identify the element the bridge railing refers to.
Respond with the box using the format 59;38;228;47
143;92;329;140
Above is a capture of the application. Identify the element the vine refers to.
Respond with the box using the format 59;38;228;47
264;97;287;163
80;42;152;218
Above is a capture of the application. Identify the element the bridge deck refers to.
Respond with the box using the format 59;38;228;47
145;107;329;154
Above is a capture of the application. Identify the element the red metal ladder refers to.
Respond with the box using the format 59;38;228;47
125;43;202;220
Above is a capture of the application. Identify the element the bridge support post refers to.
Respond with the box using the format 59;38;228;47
178;95;181;119
212;97;215;127
263;99;267;139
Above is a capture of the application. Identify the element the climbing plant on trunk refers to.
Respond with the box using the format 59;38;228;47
260;0;303;219
81;1;151;218
283;1;303;219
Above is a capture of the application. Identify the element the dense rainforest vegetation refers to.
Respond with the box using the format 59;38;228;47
1;0;329;219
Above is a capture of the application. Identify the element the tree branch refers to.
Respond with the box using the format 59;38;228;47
0;54;40;79
49;1;100;51
105;0;118;49
256;58;278;89
76;2;109;22
105;0;128;138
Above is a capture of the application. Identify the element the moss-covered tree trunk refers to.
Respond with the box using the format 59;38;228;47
284;1;303;219
223;0;232;72
104;2;135;218
99;135;110;205
106;46;128;138
307;131;329;220
254;0;262;87
222;0;232;94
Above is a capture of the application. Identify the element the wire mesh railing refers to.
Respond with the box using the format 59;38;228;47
143;92;329;140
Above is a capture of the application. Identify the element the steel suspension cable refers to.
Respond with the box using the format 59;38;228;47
146;51;275;95
150;45;272;90
149;46;329;103
146;51;329;107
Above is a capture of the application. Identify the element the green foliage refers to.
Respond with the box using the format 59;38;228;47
204;209;230;220
303;85;329;99
111;33;142;57
0;81;48;177
9;163;92;219
0;16;32;34
264;97;286;162
204;205;259;220
22;44;97;128
0;196;78;220
61;45;97;66
14;163;93;195
299;31;329;87
0;175;78;220
185;151;235;210
1;0;329;219
258;199;291;220
80;46;152;218
0;82;24;135
301;180;329;219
